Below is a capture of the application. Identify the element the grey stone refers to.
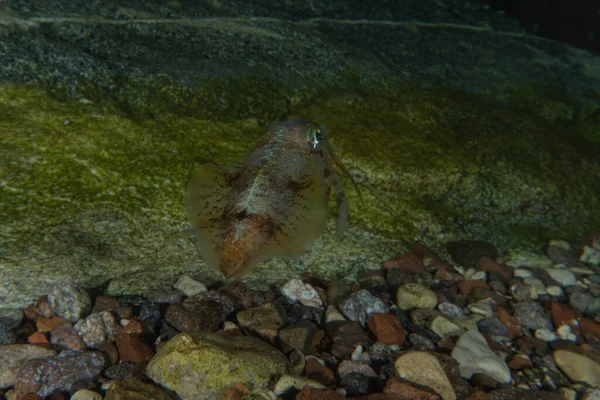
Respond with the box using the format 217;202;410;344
514;301;552;331
0;345;56;389
569;291;600;316
339;289;389;325
47;280;91;322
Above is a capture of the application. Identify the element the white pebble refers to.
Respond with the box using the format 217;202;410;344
535;328;557;342
546;286;563;297
174;274;207;297
514;269;533;278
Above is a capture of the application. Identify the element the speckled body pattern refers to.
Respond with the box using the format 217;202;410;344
186;120;351;278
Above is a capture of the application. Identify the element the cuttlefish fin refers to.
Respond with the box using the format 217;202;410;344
186;163;238;270
260;164;330;263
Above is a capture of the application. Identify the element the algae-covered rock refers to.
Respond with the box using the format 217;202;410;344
146;332;290;400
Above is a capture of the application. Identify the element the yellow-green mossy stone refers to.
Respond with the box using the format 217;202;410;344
147;332;290;400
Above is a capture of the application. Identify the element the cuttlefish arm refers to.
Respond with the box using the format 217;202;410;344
317;122;363;238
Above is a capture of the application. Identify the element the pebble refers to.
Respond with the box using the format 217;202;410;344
325;321;370;360
74;311;123;348
147;332;289;400
396;283;438;310
325;306;346;323
338;360;377;378
522;277;547;298
553;349;600;387
546;268;577;287
429;316;463;337
513;301;552;331
103;379;172;400
339;289;389;325
446;240;498;270
383;251;425;273
281;279;323;307
367;313;405;345
273;375;325;395
173;274;207;296
15;350;105;398
437;302;464;318
47;280;91;322
115;332;155;362
569;291;600;316
278;322;317;354
535;328;557;342
50;323;86;350
165;300;222;333
501;249;553;269
468;302;493;318
0;345;56;389
546;286;563;296
237;302;284;343
70;389;103;400
451;329;511;383
514;269;533;278
395;351;456;400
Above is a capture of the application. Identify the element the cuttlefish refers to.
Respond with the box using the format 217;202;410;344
186;119;358;279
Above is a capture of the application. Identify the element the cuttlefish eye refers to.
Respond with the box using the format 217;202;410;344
311;129;323;149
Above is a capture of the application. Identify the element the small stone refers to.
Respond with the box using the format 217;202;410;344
514;269;533;278
219;281;265;310
90;296;120;314
103;362;148;381
47;281;91;322
103;379;172;400
0;345;56;389
98;341;119;365
429;316;462;337
452;314;484;332
553;349;600;387
408;333;436;351
15;350;105;398
237;302;284;343
458;280;489;295
510;282;531;301
325;321;370;360
115;333;155;363
383;251;425;273
535;328;557;342
174;274;207;297
278;322;317;354
274;375;325;395
367;313;405;345
546;286;563;296
305;358;335;386
477;317;509;338
340;372;370;397
36;317;70;333
339;289;389;325
501;249;553;269
70;389;103;400
570;291;600;316
325;306;346;323
523;277;546;298
513;301;552;331
282;279;323;307
395;351;456;400
295;387;343;399
468;302;493;317
396;283;437;310
438;302;464;318
165;301;222;333
139;302;162;330
546;268;577;287
434;264;464;281
384;377;442;399
74;311;123;348
493;309;521;338
338;360;377;378
451;329;511;383
50;323;86;351
476;257;513;282
466;269;487;281
507;354;533;370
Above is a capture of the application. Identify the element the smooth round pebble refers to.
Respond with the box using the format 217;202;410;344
395;351;456;400
396;283;438;310
535;328;557;342
554;350;600;387
547;286;563;297
546;268;577;287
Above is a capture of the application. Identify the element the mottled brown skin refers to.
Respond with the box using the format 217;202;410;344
187;119;356;279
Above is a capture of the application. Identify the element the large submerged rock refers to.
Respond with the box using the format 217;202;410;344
1;0;599;311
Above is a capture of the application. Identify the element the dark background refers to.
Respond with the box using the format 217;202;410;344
475;0;600;53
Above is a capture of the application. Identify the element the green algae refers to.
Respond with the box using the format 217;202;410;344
1;79;599;307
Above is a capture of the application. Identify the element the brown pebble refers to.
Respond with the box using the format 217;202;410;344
296;387;343;400
91;296;120;314
507;354;533;370
23;305;42;322
367;313;405;346
493;308;520;339
550;302;580;338
98;340;120;365
28;331;49;345
305;358;335;386
36;317;70;333
434;264;464;282
383;251;425;273
458;280;489;295
383;377;442;399
115;306;133;320
115;333;155;363
50;323;86;351
476;256;513;282
223;383;251;400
